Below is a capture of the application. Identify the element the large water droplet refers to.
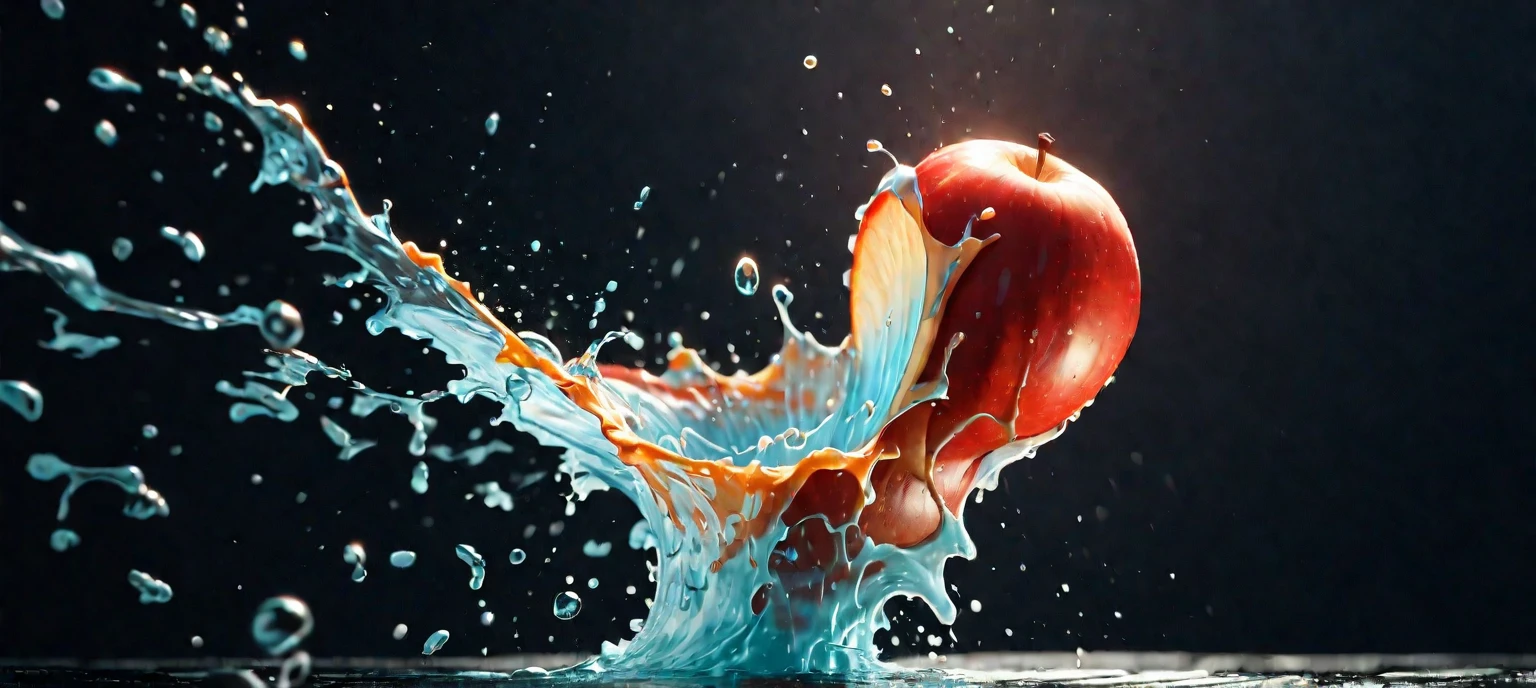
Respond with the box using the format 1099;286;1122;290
508;548;526;565
260;300;304;350
41;0;65;20
485;112;500;136
0;380;43;421
388;550;416;568
128;569;173;604
50;528;80;552
553;591;582;620
178;2;196;28
422;629;450;655
252;595;313;656
111;237;134;261
734;257;760;296
288;40;307;62
409;461;428;494
94;120;118;147
88;68;142;94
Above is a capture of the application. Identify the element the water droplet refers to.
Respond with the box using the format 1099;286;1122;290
204;111;223;132
44;98;60;112
409;461;429;494
0;380;44;421
50;528;80;552
508;548;526;565
128;569;173;604
455;544;486;590
581;540;612;558
388;550;416;568
179;2;197;27
392;623;408;640
633;185;651;211
485;112;500;136
880;84;893;96
142;424;158;439
190;635;204;648
41;0;64;20
979;206;997;221
422;629;450;655
259;299;304;350
480;611;495;626
88;68;143;94
803;55;818;69
733;257;760;296
252;596;313;656
530;240;541;252
344;542;367;582
94;120;118;147
106;237;133;262
159;226;205;262
553;591;582;620
288;40;307;61
203;26;232;54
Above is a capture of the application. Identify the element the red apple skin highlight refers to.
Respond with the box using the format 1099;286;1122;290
860;138;1143;547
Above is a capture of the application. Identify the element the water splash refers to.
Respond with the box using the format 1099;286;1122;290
319;415;376;460
2;67;1102;677
38;307;121;359
27;453;168;521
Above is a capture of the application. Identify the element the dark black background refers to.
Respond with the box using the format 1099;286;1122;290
2;0;1533;661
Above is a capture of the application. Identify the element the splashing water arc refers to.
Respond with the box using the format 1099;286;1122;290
0;70;1140;676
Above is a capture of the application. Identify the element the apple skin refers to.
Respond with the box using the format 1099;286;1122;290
856;138;1143;547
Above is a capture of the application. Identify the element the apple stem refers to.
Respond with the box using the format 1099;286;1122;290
1034;132;1056;180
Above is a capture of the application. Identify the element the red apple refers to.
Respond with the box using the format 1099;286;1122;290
856;137;1143;547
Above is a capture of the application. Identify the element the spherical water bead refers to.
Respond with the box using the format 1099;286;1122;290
41;0;65;20
530;239;541;252
422;629;450;655
587;578;599;589
485;112;500;136
142;424;158;439
259;300;304;350
508;548;526;565
803;55;818;69
88;68;143;94
288;40;307;61
111;237;133;261
604;280;618;292
191;635;204;648
392;623;408;640
45;98;60;112
252;595;313;656
480;611;495;626
733;257;760;296
880;84;893;96
95;120;119;147
388;550;416;568
50;528;80;552
553;591;582;620
203;112;223;132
